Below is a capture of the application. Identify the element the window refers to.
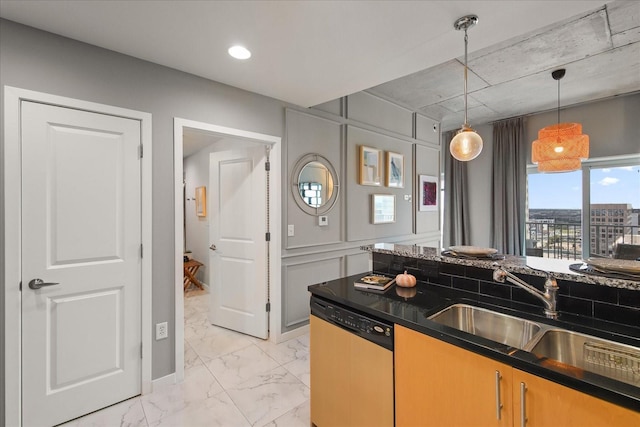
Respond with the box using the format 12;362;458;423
527;157;639;260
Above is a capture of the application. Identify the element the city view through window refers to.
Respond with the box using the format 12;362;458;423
527;165;640;260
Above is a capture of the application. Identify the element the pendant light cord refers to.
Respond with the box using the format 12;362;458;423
463;30;469;127
557;76;560;125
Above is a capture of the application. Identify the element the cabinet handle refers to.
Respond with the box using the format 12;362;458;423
520;382;527;427
495;370;502;420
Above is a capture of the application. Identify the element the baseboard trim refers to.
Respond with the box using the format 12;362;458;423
151;373;176;391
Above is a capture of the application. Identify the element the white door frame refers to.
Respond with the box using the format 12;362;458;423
173;118;282;382
3;86;153;427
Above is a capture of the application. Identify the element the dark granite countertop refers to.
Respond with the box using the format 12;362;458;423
308;273;640;413
362;243;640;290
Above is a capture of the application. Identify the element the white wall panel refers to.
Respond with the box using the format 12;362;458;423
283;256;343;331
416;114;440;145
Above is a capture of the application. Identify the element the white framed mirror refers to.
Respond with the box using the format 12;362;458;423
291;153;339;216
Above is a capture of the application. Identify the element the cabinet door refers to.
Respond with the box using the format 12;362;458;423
310;315;394;427
395;325;513;427
513;369;640;427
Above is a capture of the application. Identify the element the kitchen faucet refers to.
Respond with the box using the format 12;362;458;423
493;268;559;319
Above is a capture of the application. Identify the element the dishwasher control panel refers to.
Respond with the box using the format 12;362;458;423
328;307;391;337
311;295;394;350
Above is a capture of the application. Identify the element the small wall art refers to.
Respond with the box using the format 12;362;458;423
359;145;382;186
372;194;396;224
195;186;207;217
419;175;438;212
386;151;404;188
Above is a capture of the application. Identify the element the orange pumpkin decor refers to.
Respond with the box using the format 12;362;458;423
396;270;417;288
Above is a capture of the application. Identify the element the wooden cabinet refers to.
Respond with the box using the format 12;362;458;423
395;325;640;427
310;315;394;427
395;325;513;427
513;369;640;427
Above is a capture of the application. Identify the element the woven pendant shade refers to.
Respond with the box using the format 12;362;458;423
532;70;589;172
532;123;589;168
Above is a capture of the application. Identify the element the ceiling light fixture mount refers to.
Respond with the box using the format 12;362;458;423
532;68;589;173
450;14;483;162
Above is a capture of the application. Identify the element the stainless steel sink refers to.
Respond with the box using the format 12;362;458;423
527;329;640;386
428;304;542;350
429;303;640;386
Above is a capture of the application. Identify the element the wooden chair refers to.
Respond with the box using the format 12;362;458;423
183;259;204;290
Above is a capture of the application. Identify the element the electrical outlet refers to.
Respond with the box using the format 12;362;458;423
156;322;168;340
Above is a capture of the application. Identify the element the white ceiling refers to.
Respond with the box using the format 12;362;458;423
1;1;638;133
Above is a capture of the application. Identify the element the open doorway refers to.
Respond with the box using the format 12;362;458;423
173;118;282;383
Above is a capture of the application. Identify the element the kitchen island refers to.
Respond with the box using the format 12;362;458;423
308;244;640;426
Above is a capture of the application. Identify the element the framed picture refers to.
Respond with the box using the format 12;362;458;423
372;194;396;224
359;145;382;186
195;186;207;217
386;151;404;188
419;175;438;212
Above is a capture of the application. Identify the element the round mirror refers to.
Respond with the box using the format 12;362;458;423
292;154;339;216
298;161;333;208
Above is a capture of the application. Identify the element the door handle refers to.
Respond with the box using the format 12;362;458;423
520;382;527;427
495;370;503;420
28;278;60;290
209;244;217;251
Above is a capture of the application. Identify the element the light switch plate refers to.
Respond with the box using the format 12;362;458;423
287;224;295;237
318;216;328;226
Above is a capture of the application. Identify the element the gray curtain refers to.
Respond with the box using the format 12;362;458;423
491;117;526;255
443;130;471;248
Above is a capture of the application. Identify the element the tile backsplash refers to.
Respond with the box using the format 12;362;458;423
372;252;640;326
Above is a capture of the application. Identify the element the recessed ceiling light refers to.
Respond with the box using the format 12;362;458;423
228;45;251;60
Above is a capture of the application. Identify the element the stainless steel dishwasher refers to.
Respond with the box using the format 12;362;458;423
310;295;394;427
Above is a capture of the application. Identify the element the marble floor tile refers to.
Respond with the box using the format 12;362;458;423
188;328;255;361
184;340;204;370
141;364;224;423
148;392;250;427
255;336;309;366
205;344;281;390
226;367;310;427
263;400;310;427
296;334;310;349
282;351;311;388
60;397;147;427
184;309;209;326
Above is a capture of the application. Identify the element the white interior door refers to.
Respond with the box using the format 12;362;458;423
209;146;269;339
21;101;142;426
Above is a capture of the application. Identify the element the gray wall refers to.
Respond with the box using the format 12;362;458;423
0;20;443;416
0;19;289;390
282;93;442;332
463;93;640;249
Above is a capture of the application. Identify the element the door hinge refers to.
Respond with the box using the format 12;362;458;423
266;302;271;312
265;232;271;242
19;281;22;291
139;144;143;159
140;343;143;359
265;161;270;171
140;243;143;258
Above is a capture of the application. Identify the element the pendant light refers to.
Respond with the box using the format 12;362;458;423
450;15;483;162
532;69;589;173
